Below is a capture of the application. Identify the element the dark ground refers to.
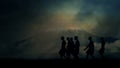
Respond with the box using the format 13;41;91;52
0;58;120;67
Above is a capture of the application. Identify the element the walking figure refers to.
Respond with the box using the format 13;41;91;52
74;36;80;59
59;36;66;59
84;36;95;59
99;37;106;59
66;37;71;59
69;37;75;58
66;37;75;59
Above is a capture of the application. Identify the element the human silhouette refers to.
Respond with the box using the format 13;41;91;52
74;36;80;59
99;37;106;59
66;37;71;59
69;37;75;58
84;36;95;59
66;37;75;59
59;36;66;59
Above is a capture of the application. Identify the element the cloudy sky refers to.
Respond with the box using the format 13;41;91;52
0;0;120;59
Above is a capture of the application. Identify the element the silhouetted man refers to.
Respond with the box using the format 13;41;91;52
66;37;71;59
69;37;75;58
66;37;75;59
99;37;106;59
84;36;95;59
59;36;66;59
74;36;80;59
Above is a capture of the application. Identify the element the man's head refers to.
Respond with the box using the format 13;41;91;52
61;36;65;40
88;36;92;40
74;36;78;40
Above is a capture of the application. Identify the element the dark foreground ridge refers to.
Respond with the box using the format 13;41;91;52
0;58;120;66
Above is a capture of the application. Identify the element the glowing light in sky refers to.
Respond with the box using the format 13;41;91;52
36;1;98;32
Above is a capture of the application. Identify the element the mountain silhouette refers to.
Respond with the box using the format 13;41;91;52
60;30;119;43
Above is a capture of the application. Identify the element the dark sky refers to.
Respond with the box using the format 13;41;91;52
0;0;120;59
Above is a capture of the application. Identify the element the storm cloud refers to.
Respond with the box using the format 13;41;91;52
76;0;120;38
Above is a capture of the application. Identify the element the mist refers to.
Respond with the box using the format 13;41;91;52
0;0;120;59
